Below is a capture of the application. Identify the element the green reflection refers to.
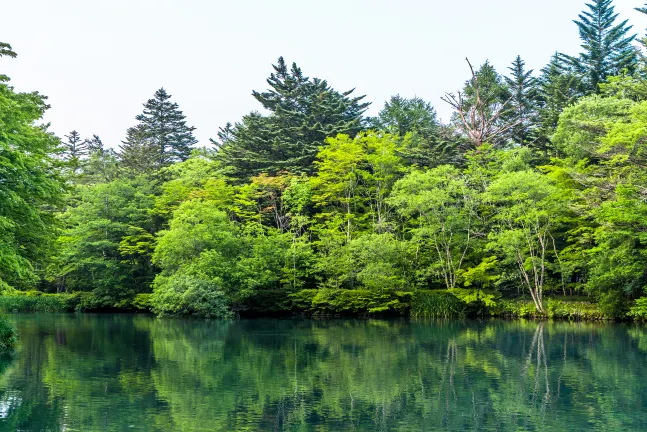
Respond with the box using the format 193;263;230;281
0;315;646;431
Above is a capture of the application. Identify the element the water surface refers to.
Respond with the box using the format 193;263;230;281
0;314;645;431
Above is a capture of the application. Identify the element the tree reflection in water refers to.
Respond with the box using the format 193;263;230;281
0;315;645;431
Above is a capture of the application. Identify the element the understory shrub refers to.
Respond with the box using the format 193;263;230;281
490;299;607;320
289;289;412;315
0;293;81;312
409;290;468;318
151;275;233;318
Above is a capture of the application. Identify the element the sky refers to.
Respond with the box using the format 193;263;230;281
2;0;646;148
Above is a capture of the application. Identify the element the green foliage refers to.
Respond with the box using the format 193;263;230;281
289;289;412;315
0;315;16;354
558;0;637;93
215;57;369;181
0;58;63;290
409;290;467;318
0;293;80;313
491;298;606;320
151;275;232;318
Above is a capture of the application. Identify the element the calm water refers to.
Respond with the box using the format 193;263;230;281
0;315;645;431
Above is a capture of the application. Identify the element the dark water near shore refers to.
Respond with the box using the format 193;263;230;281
0;315;645;431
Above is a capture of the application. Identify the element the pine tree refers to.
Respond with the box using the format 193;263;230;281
215;57;369;181
559;0;637;93
119;125;159;174
503;56;539;146
134;88;196;167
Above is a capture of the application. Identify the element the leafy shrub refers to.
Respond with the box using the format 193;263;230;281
289;289;411;315
628;296;647;321
151;275;233;318
410;290;467;318
132;294;153;311
490;298;607;320
0;293;80;312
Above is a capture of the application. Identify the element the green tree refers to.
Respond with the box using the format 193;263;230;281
0;48;63;290
390;166;479;290
485;171;570;312
374;95;461;167
62;130;88;174
558;0;637;93
215;57;369;181
52;178;156;305
534;55;586;158
119;125;159;175
134;88;197;167
503;56;539;146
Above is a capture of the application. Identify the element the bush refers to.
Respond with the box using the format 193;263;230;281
0;316;17;354
132;293;153;311
151;275;233;318
289;289;412;315
490;298;607;320
410;290;467;319
0;293;80;313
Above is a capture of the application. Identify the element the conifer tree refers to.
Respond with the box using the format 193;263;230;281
215;57;369;181
134;88;196;167
119;125;159;174
63;130;89;173
503;56;539;146
374;95;461;167
84;134;104;154
534;55;586;158
559;0;637;93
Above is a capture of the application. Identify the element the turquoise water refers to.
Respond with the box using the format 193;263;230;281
0;314;645;431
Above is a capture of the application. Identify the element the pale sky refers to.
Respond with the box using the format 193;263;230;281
2;0;646;148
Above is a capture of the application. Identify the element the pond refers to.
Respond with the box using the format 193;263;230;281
0;315;645;431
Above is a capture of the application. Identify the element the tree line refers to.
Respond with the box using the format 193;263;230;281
3;0;647;318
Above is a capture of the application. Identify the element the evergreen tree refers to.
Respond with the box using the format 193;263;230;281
534;55;586;158
63;130;89;173
134;88;196;167
85;134;104;154
374;95;461;167
559;0;637;93
503;56;539;146
215;57;369;181
119;125;159;175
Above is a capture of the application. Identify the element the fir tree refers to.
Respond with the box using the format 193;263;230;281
534;54;586;158
134;88;196;166
374;95;461;167
503;56;539;146
215;57;369;181
119;125;159;174
84;134;104;154
63;130;89;173
559;0;637;93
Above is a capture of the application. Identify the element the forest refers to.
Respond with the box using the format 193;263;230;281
4;0;647;319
